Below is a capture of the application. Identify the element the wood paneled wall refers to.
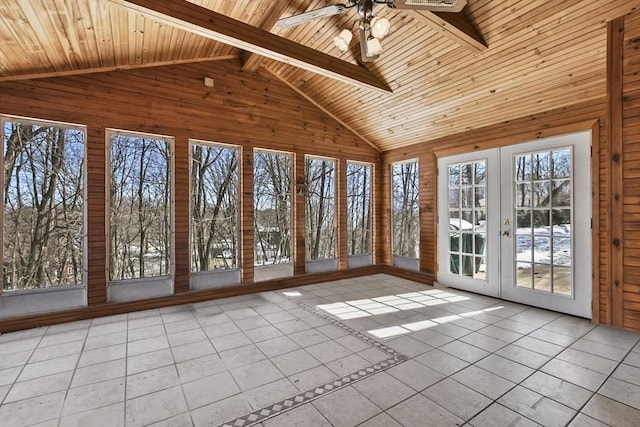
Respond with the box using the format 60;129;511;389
0;58;379;327
609;11;640;331
381;99;613;325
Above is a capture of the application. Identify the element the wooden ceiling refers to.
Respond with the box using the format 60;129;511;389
0;0;638;152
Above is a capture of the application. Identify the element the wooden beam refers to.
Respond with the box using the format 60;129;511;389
607;17;624;327
242;0;298;72
0;55;239;82
108;0;392;93
265;66;381;153
413;10;487;53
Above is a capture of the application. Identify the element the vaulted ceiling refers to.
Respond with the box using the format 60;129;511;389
0;0;637;151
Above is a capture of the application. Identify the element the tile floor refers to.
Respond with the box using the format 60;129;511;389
1;274;640;426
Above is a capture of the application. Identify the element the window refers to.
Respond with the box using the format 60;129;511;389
191;142;239;272
305;157;336;261
392;159;419;259
346;162;372;256
2;118;85;291
254;150;292;267
109;132;171;281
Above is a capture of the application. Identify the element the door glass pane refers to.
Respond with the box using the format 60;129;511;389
447;159;487;279
449;188;460;208
553;266;572;295
517;262;532;288
552;149;571;178
513;149;572;296
533;263;551;291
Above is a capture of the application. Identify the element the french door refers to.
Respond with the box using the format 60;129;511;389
437;131;592;318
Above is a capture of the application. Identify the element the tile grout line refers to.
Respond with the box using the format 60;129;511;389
214;292;410;427
563;335;640;426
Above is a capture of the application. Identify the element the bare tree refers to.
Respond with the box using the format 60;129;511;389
109;134;170;280
254;151;292;266
392;160;419;258
305;158;336;260
191;143;238;271
3;121;84;290
346;162;371;255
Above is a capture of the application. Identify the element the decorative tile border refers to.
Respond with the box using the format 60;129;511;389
216;294;408;427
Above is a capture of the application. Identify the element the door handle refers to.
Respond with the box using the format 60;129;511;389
501;231;511;237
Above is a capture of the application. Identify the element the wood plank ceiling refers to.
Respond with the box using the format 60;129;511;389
0;0;638;151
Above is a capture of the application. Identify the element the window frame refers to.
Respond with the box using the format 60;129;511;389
0;115;88;317
390;158;420;270
304;154;338;273
106;129;175;301
253;148;294;281
346;160;373;267
189;139;241;289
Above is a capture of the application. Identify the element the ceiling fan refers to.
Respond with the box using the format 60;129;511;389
277;0;467;62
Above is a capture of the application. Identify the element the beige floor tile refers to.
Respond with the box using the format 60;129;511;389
126;365;180;400
475;354;535;383
127;348;174;375
263;403;331;427
452;365;516;400
183;371;240;410
386;359;445;392
521;371;593;410
581;394;640;427
387;393;463;427
126;386;188;427
5;371;73;403
243;378;298;409
498;385;576;427
190;395;251;427
230;359;283;391
0;390;65;427
59;402;124;427
352;372;415;410
468;403;539;427
599;377;640;410
63;377;125;416
312;386;381;427
541;359;607;391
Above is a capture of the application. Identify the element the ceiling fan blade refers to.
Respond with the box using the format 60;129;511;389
390;0;467;12
277;4;348;28
359;28;379;63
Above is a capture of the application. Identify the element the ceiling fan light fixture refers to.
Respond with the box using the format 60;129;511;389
370;17;390;39
333;29;353;52
366;37;383;56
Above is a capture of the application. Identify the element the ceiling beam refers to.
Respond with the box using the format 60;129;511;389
264;66;381;153
0;55;239;82
413;10;487;53
242;0;299;72
108;0;392;93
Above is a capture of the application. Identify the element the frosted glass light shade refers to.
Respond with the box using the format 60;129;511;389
333;29;353;52
366;37;383;56
370;17;390;39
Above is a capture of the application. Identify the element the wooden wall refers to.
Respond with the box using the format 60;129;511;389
0;58;379;327
381;99;613;325
609;11;640;331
